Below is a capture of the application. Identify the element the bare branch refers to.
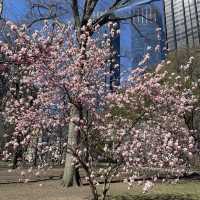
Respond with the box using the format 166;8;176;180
110;0;130;10
71;0;81;29
31;3;50;11
92;0;158;28
26;1;69;29
82;0;98;26
0;0;3;18
27;15;57;28
92;13;151;28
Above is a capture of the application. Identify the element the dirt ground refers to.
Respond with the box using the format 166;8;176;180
0;166;127;200
0;180;89;200
1;179;200;200
1;165;200;200
0;180;129;200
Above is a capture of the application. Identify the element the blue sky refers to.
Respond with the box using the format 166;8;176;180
4;0;28;21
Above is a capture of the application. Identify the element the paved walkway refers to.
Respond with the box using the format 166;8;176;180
0;167;63;184
0;180;91;200
0;179;131;200
1;165;200;184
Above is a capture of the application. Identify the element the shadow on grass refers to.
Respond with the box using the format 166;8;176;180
114;194;197;200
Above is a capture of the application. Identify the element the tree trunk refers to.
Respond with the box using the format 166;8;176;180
62;104;81;187
33;137;38;167
12;143;23;169
90;183;99;200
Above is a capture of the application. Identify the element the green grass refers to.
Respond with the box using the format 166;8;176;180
113;181;200;200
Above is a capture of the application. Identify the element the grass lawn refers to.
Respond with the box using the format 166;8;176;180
112;181;200;200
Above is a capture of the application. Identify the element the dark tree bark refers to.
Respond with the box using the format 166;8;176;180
12;136;23;169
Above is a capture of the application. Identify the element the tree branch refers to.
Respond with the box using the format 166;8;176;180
93;12;154;29
0;0;3;18
92;0;158;28
82;0;98;26
27;15;57;28
110;0;131;10
71;0;81;29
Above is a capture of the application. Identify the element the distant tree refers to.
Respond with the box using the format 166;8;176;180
154;49;200;151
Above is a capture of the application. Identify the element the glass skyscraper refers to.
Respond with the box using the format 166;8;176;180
164;0;200;50
120;0;166;81
131;2;166;67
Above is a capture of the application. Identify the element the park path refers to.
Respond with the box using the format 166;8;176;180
0;180;90;200
0;167;92;200
1;165;200;200
0;167;63;184
0;180;130;200
1;166;200;184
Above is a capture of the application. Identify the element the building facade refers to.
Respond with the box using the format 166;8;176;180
130;1;166;67
164;0;200;50
120;0;166;81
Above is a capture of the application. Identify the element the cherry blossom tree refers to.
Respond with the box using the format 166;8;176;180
0;20;112;181
0;0;165;187
0;21;197;200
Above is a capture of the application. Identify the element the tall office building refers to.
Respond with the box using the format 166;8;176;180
164;0;200;50
120;0;166;80
131;1;166;67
